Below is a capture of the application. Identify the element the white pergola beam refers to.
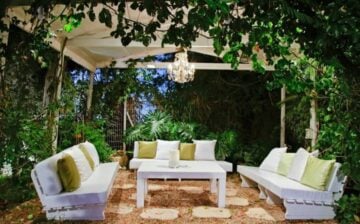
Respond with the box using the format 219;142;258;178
112;61;274;71
67;35;214;48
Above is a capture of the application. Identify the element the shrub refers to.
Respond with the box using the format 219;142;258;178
75;121;113;162
336;194;360;224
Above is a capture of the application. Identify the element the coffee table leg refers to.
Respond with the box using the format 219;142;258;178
210;179;217;193
137;177;145;208
217;177;226;208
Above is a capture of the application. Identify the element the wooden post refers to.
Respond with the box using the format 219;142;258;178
86;71;95;120
123;98;127;151
280;86;286;147
49;37;67;154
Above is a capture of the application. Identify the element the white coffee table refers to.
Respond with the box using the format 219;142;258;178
136;160;226;208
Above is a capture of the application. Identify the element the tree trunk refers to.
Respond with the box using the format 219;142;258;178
0;15;9;98
48;37;67;154
86;71;95;120
310;94;318;148
280;86;286;147
42;61;57;110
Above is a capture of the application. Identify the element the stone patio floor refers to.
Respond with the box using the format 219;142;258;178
0;170;338;223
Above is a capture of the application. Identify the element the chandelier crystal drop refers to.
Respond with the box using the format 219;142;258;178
167;50;195;83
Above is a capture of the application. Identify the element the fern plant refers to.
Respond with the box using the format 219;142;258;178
124;111;205;143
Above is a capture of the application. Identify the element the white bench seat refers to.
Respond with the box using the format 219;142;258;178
31;144;119;220
237;163;346;220
42;162;118;209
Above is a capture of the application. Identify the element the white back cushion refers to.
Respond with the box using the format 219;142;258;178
155;140;180;160
66;146;93;182
133;141;139;158
34;152;64;195
193;140;217;161
80;141;100;167
287;147;310;181
259;147;287;172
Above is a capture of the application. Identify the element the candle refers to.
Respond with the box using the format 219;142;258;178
168;149;179;168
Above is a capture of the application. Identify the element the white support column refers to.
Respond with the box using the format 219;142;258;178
123;98;127;151
86;71;95;119
280;86;286;147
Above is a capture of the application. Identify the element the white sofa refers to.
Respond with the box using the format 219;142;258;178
237;163;347;220
129;141;233;172
31;143;119;220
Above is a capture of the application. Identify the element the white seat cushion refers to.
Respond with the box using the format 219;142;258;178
238;165;333;203
44;162;118;208
216;161;233;172
155;140;180;160
129;158;154;169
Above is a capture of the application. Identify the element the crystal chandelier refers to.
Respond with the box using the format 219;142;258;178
167;50;195;83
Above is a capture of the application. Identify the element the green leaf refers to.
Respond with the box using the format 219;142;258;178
213;38;224;56
121;35;132;46
99;8;112;28
324;115;331;122
88;10;96;21
223;51;233;63
130;1;138;10
63;24;73;33
296;27;303;33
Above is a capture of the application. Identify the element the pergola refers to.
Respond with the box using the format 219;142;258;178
1;3;318;151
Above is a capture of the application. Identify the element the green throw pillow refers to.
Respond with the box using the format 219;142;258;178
300;157;335;191
277;153;295;176
180;143;195;160
79;144;95;170
57;154;81;192
138;141;157;158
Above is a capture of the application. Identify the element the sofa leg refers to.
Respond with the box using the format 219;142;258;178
265;189;282;205
284;200;336;220
46;204;106;220
258;185;267;199
210;179;217;193
240;175;257;188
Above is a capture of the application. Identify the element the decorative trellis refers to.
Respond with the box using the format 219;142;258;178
105;98;138;150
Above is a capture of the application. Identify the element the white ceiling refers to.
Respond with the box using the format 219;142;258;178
6;3;272;72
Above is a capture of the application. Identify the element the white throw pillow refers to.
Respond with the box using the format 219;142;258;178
155;140;180;160
65;146;93;182
193;140;217;161
80;141;100;167
259;147;287;172
133;141;139;158
287;147;311;181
